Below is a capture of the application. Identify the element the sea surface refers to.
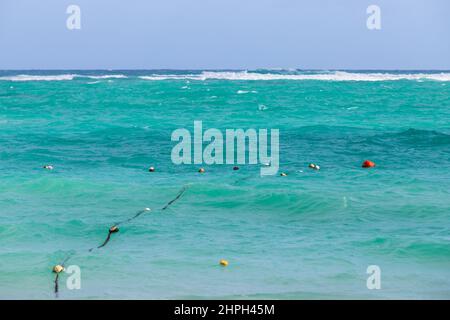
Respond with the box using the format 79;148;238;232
0;70;449;299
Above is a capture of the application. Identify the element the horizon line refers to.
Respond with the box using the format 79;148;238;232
1;68;450;72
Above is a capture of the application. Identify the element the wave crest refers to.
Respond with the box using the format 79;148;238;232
0;74;77;81
0;74;128;82
139;71;450;82
2;71;450;82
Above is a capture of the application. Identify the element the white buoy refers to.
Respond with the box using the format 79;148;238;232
308;163;320;170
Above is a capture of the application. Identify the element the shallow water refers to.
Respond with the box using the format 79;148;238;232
0;70;449;299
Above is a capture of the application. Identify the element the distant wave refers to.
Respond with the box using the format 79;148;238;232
2;71;450;82
0;74;128;81
139;71;450;82
139;75;192;81
84;75;128;79
371;128;450;147
0;74;77;81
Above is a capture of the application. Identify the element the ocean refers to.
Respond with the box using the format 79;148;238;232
0;70;449;299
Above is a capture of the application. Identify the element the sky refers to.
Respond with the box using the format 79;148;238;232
0;0;449;70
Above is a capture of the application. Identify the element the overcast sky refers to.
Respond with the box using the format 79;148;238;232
0;0;449;69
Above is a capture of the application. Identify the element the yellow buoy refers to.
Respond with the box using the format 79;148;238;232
219;259;229;267
52;265;64;273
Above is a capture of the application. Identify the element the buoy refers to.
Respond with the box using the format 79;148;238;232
43;165;54;170
233;166;239;171
309;163;320;170
198;168;205;173
362;160;376;168
219;259;229;267
109;225;119;233
52;265;64;273
148;167;155;172
280;172;287;177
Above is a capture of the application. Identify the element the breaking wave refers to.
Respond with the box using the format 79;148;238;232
84;75;128;79
0;74;128;82
1;71;450;82
0;74;77;81
139;71;450;82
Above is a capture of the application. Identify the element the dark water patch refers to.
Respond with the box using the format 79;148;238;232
369;128;450;148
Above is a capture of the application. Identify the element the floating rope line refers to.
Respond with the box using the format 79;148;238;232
51;185;190;296
162;185;188;211
95;225;120;249
233;175;252;185
92;185;189;251
90;208;151;252
52;253;73;296
115;207;151;227
54;272;60;296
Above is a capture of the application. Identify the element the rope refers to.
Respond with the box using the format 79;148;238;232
51;185;189;296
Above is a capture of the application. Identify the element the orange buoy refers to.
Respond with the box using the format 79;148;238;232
362;160;376;168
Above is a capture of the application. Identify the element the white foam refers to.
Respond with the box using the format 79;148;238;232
0;74;77;81
139;71;450;82
139;75;193;81
2;71;449;82
237;90;258;94
0;74;127;81
84;75;128;79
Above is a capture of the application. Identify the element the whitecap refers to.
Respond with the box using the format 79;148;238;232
0;74;76;81
139;71;450;82
83;74;127;79
0;74;128;82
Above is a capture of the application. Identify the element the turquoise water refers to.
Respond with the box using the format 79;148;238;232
0;70;449;299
